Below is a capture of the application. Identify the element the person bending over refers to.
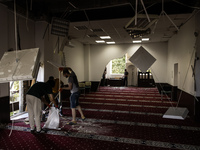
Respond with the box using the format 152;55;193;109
26;78;58;133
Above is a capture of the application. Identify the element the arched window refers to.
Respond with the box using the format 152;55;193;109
111;55;126;74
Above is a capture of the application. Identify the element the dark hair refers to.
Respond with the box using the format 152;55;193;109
49;76;54;80
63;68;70;75
46;80;55;88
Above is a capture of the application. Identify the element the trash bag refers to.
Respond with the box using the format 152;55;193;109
43;107;60;129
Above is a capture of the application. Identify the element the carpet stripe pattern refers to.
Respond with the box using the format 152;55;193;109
1;125;200;150
1;86;200;150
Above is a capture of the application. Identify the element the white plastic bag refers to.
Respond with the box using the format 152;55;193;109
43;107;60;129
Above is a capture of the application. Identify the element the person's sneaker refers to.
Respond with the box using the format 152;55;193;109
67;121;77;125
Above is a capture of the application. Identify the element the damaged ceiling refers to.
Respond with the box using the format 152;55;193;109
1;0;200;44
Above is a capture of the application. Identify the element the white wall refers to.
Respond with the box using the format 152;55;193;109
34;22;86;84
167;15;196;95
84;44;90;81
0;4;8;58
0;4;35;55
89;42;168;82
43;23;61;81
89;45;124;81
35;21;45;82
195;11;200;96
63;39;85;83
7;10;35;51
16;15;35;49
0;4;9;97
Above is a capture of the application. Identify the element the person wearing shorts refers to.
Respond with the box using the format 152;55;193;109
59;67;85;125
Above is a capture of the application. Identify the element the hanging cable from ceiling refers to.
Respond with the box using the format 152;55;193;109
25;0;29;31
83;10;92;40
160;0;179;31
135;0;151;25
172;0;200;10
9;0;19;137
30;0;32;10
14;0;18;62
135;0;138;25
176;32;199;107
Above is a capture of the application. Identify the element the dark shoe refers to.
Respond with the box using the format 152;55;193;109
67;121;77;125
36;128;48;134
36;130;42;134
30;129;35;134
30;127;36;134
42;128;48;133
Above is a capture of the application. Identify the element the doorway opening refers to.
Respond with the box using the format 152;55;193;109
174;63;178;87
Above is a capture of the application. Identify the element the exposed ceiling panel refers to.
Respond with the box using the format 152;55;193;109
1;0;198;22
0;0;199;44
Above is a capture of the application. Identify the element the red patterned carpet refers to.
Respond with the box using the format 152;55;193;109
1;86;200;150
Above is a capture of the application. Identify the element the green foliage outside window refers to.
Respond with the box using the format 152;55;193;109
112;55;126;74
14;81;19;91
10;110;19;116
10;81;19;103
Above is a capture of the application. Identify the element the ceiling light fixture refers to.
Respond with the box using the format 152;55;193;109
96;40;105;43
100;36;111;39
106;41;115;44
127;28;151;39
133;40;142;43
142;38;149;41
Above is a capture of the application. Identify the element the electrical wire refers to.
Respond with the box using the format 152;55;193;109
9;59;21;137
176;31;198;107
14;0;18;61
8;82;15;137
179;9;200;29
83;10;92;40
26;0;29;31
172;0;200;10
150;29;198;109
30;0;32;10
150;68;175;108
135;0;138;25
9;0;20;137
